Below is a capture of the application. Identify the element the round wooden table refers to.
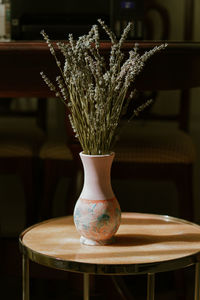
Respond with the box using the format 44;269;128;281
19;212;200;300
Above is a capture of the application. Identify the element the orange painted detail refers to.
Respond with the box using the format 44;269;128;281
79;197;117;204
73;197;121;243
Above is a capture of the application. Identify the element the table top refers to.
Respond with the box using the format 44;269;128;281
19;212;200;275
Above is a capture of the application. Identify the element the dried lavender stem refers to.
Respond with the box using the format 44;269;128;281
41;20;167;155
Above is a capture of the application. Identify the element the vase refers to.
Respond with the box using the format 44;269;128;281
73;152;121;245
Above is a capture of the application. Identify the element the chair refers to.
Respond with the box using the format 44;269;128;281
38;100;81;221
58;0;195;223
109;0;196;222
38;139;79;220
144;0;194;41
110;3;197;299
0;97;47;226
38;0;196;224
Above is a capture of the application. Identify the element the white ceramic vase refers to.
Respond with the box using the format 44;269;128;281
73;152;121;245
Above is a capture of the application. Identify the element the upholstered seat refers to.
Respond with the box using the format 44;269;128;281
39;141;73;160
110;116;196;223
0;126;45;157
115;128;196;164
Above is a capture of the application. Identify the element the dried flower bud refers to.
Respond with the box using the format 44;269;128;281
40;21;167;155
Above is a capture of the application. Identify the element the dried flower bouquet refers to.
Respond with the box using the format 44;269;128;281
41;20;167;155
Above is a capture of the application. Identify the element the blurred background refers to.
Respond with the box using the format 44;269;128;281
1;0;200;235
1;0;200;299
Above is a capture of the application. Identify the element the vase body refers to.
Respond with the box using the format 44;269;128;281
73;152;121;245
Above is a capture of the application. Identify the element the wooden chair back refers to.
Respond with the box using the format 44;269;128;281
135;0;195;133
144;0;194;40
0;97;47;132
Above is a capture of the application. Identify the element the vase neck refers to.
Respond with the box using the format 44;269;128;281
79;153;115;200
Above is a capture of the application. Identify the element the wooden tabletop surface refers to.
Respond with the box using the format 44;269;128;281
20;212;200;275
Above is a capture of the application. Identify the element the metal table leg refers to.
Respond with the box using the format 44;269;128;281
147;273;155;300
22;254;29;300
195;263;200;300
83;273;90;300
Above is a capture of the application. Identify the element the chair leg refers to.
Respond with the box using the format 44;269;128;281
66;168;83;215
175;164;194;222
19;158;36;227
40;160;60;220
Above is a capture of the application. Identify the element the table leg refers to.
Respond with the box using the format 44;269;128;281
22;254;29;300
147;273;155;300
83;273;90;300
195;263;200;300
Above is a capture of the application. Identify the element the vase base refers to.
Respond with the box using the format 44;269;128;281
80;236;115;246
